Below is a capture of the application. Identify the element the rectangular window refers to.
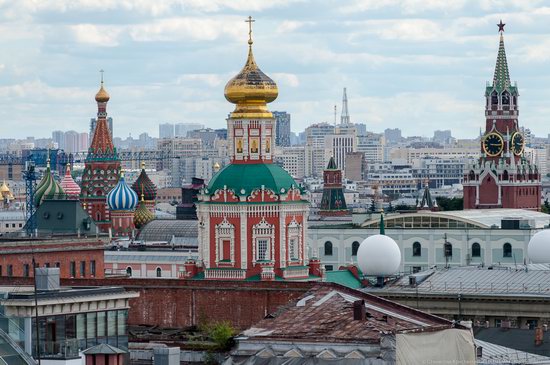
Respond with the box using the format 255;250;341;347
257;239;269;261
7;265;12;277
222;240;231;261
90;260;96;276
80;261;86;277
45;263;50;268
97;312;106;337
325;265;334;271
0;265;2;276
117;310;128;336
23;264;30;277
86;313;96;339
66;314;76;339
76;314;86;340
107;311;117;337
289;238;297;260
70;261;76;278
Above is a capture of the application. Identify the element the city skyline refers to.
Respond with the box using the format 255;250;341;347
1;2;550;139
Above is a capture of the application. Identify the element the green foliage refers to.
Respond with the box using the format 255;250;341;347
394;204;415;211
436;197;464;211
386;202;394;212
369;199;376;213
208;321;235;350
542;198;550;214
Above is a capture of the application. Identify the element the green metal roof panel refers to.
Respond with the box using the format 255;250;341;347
206;163;299;196
325;270;363;289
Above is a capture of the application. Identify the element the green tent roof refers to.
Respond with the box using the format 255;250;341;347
325;270;363;289
206;163;301;196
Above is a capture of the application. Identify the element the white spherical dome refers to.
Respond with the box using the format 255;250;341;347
528;230;550;264
357;234;401;276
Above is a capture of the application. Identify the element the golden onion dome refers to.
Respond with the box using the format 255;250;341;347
0;181;9;193
224;17;278;119
95;81;110;103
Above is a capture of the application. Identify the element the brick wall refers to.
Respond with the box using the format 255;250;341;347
0;276;314;330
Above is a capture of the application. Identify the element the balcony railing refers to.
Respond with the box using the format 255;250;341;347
204;269;246;280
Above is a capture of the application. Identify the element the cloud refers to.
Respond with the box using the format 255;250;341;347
70;24;122;47
176;73;225;87
521;38;550;62
340;0;467;14
272;73;299;87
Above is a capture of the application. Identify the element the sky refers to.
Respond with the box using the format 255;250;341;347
1;0;550;140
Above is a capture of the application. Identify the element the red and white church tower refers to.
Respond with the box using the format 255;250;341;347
194;18;312;281
463;21;541;210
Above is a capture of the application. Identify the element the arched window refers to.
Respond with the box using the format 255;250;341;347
324;241;333;256
468;170;475;181
503;243;512;258
472;243;481;258
126;267;132;276
412;242;421;257
351;241;360;256
491;91;498;105
503;170;509;180
156;267;162;277
502;91;510;105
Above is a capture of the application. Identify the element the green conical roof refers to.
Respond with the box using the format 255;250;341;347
326;156;337;170
34;161;65;206
493;33;510;91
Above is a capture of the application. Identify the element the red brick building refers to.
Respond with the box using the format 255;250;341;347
463;22;541;210
0;237;105;279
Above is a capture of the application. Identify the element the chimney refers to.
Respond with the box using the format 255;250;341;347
476;346;483;358
535;326;544;346
353;300;366;320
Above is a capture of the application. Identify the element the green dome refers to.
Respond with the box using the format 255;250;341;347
34;162;65;206
206;163;300;197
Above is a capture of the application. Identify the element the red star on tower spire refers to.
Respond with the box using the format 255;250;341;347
497;20;505;33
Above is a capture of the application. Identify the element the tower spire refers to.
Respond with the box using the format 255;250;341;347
340;87;350;125
493;21;511;91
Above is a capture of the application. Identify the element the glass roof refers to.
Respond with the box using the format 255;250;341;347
136;219;198;243
0;329;35;365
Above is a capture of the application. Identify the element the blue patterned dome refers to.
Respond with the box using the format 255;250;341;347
107;173;138;211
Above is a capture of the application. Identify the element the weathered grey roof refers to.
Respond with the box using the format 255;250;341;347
105;252;198;263
376;265;550;296
475;339;550;364
136;219;197;244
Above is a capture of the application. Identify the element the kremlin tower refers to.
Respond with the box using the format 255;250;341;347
195;17;310;281
319;156;351;218
131;162;157;215
80;74;121;231
107;172;138;236
463;22;541;210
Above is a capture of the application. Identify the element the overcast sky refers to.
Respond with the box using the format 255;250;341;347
1;0;550;140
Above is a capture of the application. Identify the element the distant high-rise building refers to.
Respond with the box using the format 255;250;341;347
324;133;356;173
78;132;89;152
384;128;402;144
64;131;79;153
355;123;367;136
344;152;365;181
357;132;385;163
433;130;452;144
52;131;64;150
187;128;222;150
305;123;335;177
273;111;291;147
90;117;113;144
159;123;175;139
175;123;204;137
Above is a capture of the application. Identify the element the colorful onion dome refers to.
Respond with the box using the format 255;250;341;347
60;164;81;198
224;17;277;119
131;162;157;201
107;172;138;211
134;195;154;229
95;80;110;103
34;160;65;206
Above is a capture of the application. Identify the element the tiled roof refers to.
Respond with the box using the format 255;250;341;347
240;284;452;344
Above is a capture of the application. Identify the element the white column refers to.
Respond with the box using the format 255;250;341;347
241;206;248;269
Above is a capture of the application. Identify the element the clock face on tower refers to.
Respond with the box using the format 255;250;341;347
483;133;504;157
511;132;524;156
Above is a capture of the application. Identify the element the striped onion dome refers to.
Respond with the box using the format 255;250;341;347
131;162;157;201
107;172;138;211
134;196;154;229
60;164;81;198
34;160;65;206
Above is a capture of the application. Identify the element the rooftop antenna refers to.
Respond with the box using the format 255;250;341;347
333;105;337;126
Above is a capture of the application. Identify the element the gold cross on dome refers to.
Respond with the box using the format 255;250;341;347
100;69;104;83
245;16;255;44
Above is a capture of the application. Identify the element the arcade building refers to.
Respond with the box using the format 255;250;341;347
192;18;318;281
463;21;541;210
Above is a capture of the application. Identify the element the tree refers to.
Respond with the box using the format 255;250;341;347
542;198;550;214
369;199;376;213
386;202;394;213
436;197;464;211
394;203;415;211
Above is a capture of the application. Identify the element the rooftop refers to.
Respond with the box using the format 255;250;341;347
238;284;453;344
136;219;197;244
371;264;550;297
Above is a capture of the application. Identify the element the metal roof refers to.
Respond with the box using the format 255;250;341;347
475;339;550;365
381;264;550;296
136;219;197;243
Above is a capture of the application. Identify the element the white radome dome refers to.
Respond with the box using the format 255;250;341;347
528;230;550;264
357;234;401;276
